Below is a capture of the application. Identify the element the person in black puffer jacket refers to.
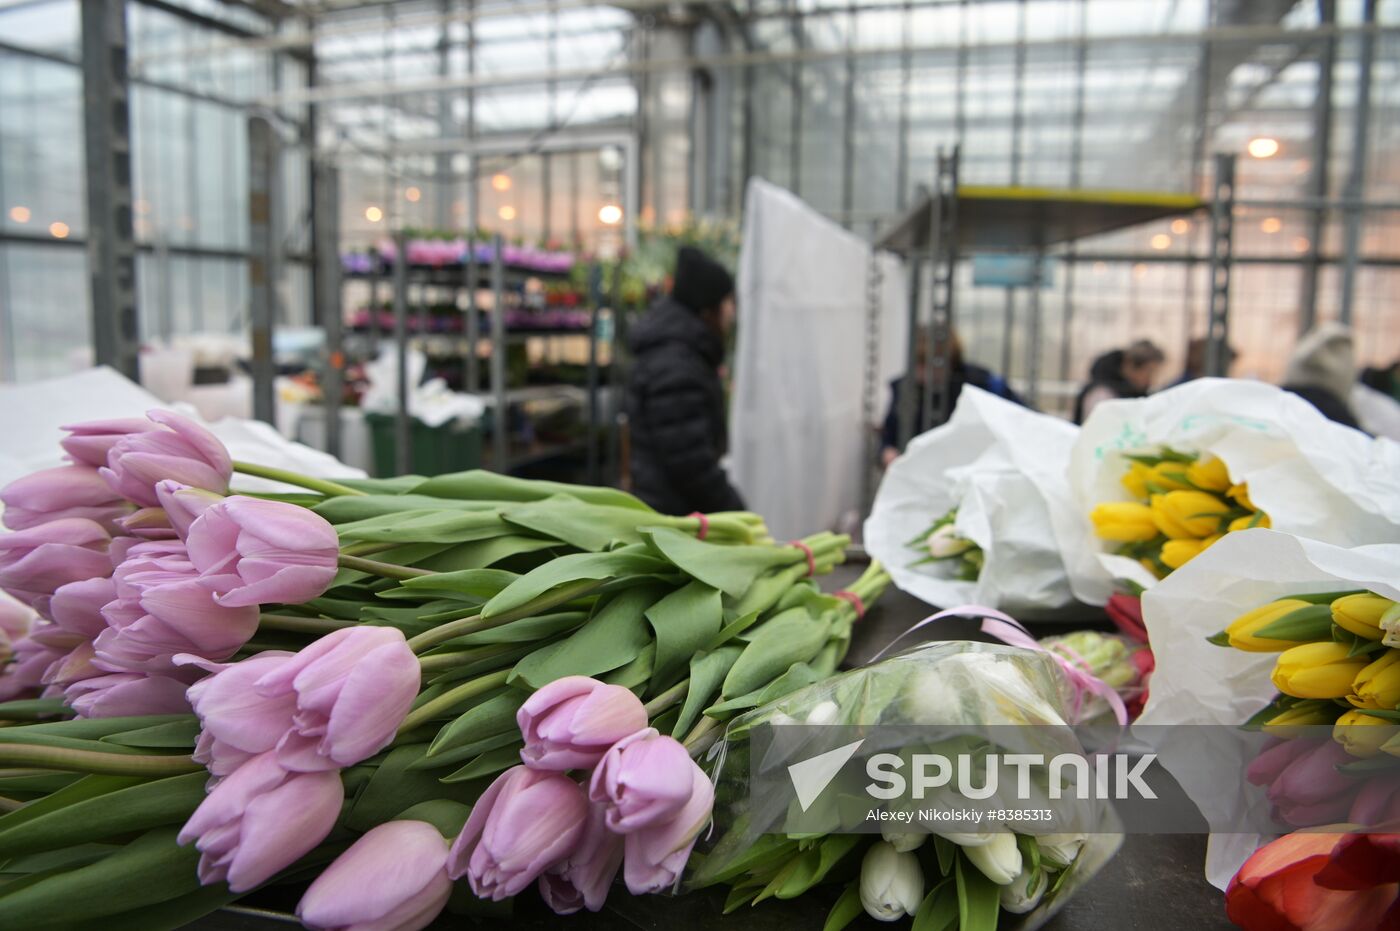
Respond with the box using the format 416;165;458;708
625;246;745;515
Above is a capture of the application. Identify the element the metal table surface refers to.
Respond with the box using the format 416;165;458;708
187;563;1234;930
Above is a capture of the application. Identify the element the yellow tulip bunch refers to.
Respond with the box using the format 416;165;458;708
1210;591;1400;758
1089;449;1269;579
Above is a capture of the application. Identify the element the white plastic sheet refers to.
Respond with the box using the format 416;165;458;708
864;386;1094;613
1134;529;1400;889
730;179;909;540
0;367;364;499
1063;377;1400;602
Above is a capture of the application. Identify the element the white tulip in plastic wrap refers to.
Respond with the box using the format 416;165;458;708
865;386;1091;614
1134;529;1400;890
1064;377;1400;602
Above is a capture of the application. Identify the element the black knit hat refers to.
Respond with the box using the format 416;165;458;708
671;246;735;313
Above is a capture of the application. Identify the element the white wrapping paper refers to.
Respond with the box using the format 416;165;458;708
864;386;1100;614
1063;377;1400;602
1134;529;1400;889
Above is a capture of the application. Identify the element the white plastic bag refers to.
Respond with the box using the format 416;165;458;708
864;386;1097;614
1134;529;1400;889
1064;377;1400;601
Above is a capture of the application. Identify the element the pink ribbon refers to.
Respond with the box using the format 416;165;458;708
788;540;816;577
833;590;866;620
867;604;1129;726
687;512;709;541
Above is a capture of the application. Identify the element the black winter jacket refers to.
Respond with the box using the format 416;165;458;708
1072;350;1146;424
625;297;745;515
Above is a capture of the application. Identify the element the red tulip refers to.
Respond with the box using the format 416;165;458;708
1226;832;1398;931
1105;593;1147;643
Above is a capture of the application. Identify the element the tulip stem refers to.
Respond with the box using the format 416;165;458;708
682;717;721;757
340;541;396;557
337;554;433;580
417;642;518;672
259;613;357;635
397;669;513;734
0;746;202;777
405;578;606;654
643;679;689;718
232;461;367;498
0;794;22;814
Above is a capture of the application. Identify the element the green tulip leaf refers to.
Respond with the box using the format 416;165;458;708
0;774;145;836
777;834;861;899
0;699;69;721
642;527;797;598
645;580;724;691
61;883;240;931
912;878;958;931
510;586;664;688
602;643;655;690
821;882;864;931
10;715;194;741
501;495;674;551
955;853;1001;931
314;494;498;523
335;475;428;494
100;720;201;750
1252;604;1336;642
0;772;206;858
386;568;519;603
722;609;831;699
336;509;510;544
1288;589;1368;605
393;800;473;837
346;744;487;832
417;535;561;572
481;545;665;619
412;470;652;511
427;689;528;759
440;746;521;785
672;646;743;739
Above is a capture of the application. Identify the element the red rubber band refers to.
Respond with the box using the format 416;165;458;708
688;512;709;541
788;540;816;577
834;590;866;619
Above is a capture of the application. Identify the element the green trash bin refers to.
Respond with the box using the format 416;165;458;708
365;413;482;478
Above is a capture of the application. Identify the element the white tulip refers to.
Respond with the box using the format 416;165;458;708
804;700;840;726
999;863;1049;914
962;831;1022;885
769;711;799;727
880;826;926;853
926;524;973;559
1035;833;1085;869
859;841;924;922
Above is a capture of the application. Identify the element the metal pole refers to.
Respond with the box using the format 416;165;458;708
894;0;911;209
248;115;279;426
1025;251;1043;408
789;6;803;196
464;212;480;394
1205;154;1235;377
897;221;922;450
1061;0;1087;386
1000;288;1015;377
314;162;344;459
1338;0;1376;325
861;220;883;505
1299;0;1336;333
81;0;140;382
586;263;603;484
839;5;856;229
490;233;508;471
392;230;412;475
1010;0;1026;185
926;146;959;430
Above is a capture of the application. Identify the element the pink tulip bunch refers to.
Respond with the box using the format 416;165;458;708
177;626;421;891
445;676;715;915
1246;737;1364;827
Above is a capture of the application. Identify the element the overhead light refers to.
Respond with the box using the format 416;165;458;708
1170;218;1189;235
1247;137;1280;159
1132;263;1147;279
491;174;512;192
1092;261;1107;275
498;205;516;221
8;205;30;223
405;186;421;203
364;206;383;222
49;221;70;239
1260;217;1282;234
1150;233;1171;250
1293;236;1310;253
598;204;623;225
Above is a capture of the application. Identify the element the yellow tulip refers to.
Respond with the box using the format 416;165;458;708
1332;593;1396;642
1120;462;1153;499
1186;456;1232;492
1224;599;1318;652
1150;491;1231;540
1160;533;1223;570
1090;502;1159;542
1140;557;1166;579
1263;703;1338;730
1227;483;1255;511
1350;649;1400;710
1272;641;1371;699
1147;462;1194;492
1333;709;1396;758
1227;512;1271;533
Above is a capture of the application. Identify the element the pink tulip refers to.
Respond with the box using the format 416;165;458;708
621;758;714;895
1265;740;1356;808
539;803;624;914
588;729;694;833
179;750;343;892
95;576;259;675
1349;777;1400;829
198;624;414;767
0;465;131;533
46;576;117;643
64;671;193;717
0;518;111;607
517;675;649;771
118;507;178;540
40;640;101;688
185;496;339;608
1245;738;1314;787
155;481;222;539
100;410;231;507
0;598;32;648
182;651;298;777
447;765;589;900
0;626;62;701
297;821;452;931
60;417;159;468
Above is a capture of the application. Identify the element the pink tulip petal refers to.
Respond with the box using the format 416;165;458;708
447;766;524;880
297;821;449;929
322;640;420;765
225;769;343;892
187;653;298;753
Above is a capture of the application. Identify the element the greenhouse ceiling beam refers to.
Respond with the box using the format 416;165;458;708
252;19;1398;107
